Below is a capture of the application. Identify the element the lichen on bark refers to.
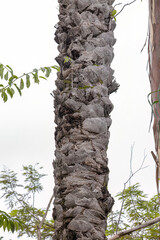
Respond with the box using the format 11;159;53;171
53;0;119;239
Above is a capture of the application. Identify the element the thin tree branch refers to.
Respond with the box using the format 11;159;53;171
108;216;160;240
129;147;147;222
113;3;122;8
115;0;137;17
37;193;54;240
140;30;149;53
116;146;147;233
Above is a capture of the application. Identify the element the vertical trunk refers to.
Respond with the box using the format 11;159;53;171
148;0;160;192
53;0;118;239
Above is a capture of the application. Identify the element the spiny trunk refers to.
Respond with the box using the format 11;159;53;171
53;0;118;239
148;0;160;196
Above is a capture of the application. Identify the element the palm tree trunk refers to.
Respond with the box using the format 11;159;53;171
53;0;118;239
148;0;160;196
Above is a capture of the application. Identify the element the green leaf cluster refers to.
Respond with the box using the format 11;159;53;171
0;210;23;233
0;164;54;239
1;164;159;239
0;63;60;102
106;183;160;239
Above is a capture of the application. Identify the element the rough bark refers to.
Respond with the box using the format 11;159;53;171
53;0;119;239
148;0;160;195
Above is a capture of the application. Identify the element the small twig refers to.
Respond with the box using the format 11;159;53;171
50;92;54;98
140;29;149;53
10;183;42;224
108;216;160;240
129;147;147;222
111;211;114;234
113;3;122;8
37;193;54;240
115;0;137;17
116;146;147;233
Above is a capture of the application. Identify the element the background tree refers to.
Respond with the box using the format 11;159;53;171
106;183;160;239
0;210;23;236
0;164;54;239
148;0;160;199
1;165;160;239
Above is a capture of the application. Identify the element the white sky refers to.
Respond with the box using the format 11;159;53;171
0;0;155;239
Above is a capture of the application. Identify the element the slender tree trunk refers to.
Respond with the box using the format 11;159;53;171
149;2;160;238
148;0;160;195
149;0;160;155
53;0;118;239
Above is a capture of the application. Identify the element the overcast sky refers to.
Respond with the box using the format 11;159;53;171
0;0;155;239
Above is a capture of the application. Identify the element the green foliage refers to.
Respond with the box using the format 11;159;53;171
147;88;160;129
1;166;159;239
51;65;60;72
23;164;46;194
0;210;23;233
10;206;54;239
0;164;54;239
106;183;160;239
147;89;160;108
64;56;72;63
111;9;117;16
111;9;117;21
0;63;60;102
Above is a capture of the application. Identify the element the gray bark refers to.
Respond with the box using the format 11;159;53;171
53;0;118;239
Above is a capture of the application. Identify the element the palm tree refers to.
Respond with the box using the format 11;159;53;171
148;0;160;196
53;0;118;239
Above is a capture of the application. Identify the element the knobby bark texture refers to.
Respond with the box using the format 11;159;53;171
53;0;118;239
148;0;160;192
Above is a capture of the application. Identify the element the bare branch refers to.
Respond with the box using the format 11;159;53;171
115;0;137;17
108;216;160;240
141;30;149;53
113;3;122;8
37;193;54;240
116;146;147;233
129;147;146;222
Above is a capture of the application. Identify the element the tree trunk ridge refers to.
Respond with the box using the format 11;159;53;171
53;0;118;239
